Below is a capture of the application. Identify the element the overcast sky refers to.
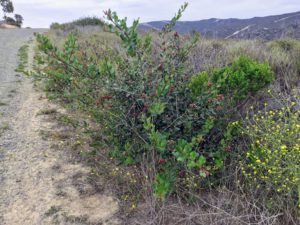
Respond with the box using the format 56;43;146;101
1;0;300;28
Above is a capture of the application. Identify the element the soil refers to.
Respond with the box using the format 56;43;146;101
0;24;19;29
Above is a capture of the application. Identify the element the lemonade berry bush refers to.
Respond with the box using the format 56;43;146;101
34;3;275;201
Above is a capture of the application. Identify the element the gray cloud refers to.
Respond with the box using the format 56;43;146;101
2;0;300;28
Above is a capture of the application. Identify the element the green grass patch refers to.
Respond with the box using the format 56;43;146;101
0;122;10;136
58;115;79;128
16;44;29;73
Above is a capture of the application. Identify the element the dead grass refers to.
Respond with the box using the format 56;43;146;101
128;191;283;225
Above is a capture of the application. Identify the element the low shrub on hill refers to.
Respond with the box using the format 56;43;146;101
49;17;105;35
50;17;104;29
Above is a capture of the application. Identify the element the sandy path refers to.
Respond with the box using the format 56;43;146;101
0;30;119;225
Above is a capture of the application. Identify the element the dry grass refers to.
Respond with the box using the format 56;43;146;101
128;191;283;225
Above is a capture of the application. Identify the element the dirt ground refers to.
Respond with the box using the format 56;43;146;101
0;29;119;225
0;24;19;29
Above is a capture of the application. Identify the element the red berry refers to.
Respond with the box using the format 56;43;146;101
178;171;185;178
158;159;166;165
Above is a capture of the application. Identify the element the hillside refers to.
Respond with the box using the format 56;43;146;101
0;20;20;29
139;11;300;39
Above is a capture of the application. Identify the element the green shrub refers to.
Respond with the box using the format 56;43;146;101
211;55;274;102
16;44;29;72
49;17;105;33
50;22;61;30
71;17;104;27
34;4;275;200
188;71;209;98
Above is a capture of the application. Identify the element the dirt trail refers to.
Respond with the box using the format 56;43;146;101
0;30;119;225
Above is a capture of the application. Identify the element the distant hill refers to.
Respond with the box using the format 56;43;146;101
139;11;300;40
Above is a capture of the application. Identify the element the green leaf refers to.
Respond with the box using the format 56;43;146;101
200;172;207;178
154;172;174;200
187;160;195;169
214;158;224;168
177;156;184;162
197;156;206;167
149;101;166;116
124;156;134;165
143;117;153;131
150;131;168;152
189;151;199;160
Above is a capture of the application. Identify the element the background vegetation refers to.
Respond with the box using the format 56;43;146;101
49;17;105;36
0;0;23;27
